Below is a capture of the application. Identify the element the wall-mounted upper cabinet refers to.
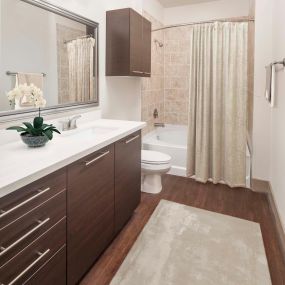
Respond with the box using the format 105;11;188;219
106;8;151;77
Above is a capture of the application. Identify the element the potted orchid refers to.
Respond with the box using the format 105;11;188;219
6;84;60;147
7;83;46;109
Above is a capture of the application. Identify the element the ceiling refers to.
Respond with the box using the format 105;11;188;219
158;0;220;8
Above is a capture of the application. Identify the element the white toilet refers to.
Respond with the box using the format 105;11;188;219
141;150;171;194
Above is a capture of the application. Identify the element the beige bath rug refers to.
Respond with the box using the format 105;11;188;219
110;200;271;285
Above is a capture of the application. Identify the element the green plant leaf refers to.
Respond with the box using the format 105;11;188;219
43;129;53;140
42;124;50;129
6;126;27;132
52;129;61;134
33;117;44;129
23;122;34;130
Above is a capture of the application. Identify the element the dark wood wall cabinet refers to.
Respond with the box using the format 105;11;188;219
106;8;152;77
0;131;142;285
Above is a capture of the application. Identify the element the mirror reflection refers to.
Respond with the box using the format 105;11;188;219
0;0;98;114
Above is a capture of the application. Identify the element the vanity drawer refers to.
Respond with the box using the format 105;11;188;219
0;190;66;266
24;245;66;285
0;218;66;285
0;169;66;229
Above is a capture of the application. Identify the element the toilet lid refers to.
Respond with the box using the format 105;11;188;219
142;150;171;164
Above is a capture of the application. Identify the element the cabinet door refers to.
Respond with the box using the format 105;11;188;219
115;132;141;234
130;9;143;75
142;18;152;76
67;145;115;285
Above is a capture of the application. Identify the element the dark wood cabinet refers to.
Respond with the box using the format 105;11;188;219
115;131;142;233
67;145;115;285
0;130;142;285
0;169;67;285
106;8;152;77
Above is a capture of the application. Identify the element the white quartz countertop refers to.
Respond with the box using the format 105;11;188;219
0;119;146;198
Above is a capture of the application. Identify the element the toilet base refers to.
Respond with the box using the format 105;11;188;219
141;174;162;194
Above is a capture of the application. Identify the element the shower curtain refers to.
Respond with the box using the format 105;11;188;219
186;22;248;187
67;37;95;102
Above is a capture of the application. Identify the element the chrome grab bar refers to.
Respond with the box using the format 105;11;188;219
125;135;140;144
4;249;50;285
85;151;110;166
0;218;50;257
0;188;51;219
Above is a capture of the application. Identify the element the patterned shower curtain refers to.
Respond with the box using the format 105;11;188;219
186;22;249;187
67;37;95;102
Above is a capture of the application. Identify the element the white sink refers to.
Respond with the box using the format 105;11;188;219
60;125;118;139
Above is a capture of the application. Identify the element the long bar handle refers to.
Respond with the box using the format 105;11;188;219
4;249;50;285
132;70;144;74
0;218;50;257
125;135;140;144
85;151;110;166
0;188;51;219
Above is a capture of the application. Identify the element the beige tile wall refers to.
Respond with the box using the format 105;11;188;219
141;14;191;134
141;12;165;135
164;26;190;125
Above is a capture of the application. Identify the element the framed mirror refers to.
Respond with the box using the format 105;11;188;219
0;0;99;119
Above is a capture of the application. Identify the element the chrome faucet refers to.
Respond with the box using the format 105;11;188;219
60;115;82;131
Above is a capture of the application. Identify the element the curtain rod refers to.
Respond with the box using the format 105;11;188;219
152;17;255;32
64;34;93;44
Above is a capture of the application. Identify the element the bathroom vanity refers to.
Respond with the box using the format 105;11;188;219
0;120;145;285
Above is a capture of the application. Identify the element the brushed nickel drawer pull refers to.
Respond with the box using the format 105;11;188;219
0;218;50;257
125;135;140;144
85;151;110;166
132;70;144;74
4;249;50;285
0;188;51;219
144;72;151;75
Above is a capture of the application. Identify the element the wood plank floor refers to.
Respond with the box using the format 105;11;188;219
81;175;285;285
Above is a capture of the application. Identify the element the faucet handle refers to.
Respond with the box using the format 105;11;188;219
69;115;82;129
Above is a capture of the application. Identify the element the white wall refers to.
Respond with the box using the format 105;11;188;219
252;0;272;180
142;0;164;23
163;0;250;25
270;0;285;229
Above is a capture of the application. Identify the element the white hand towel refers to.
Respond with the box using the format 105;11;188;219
265;65;271;102
270;64;276;108
265;64;276;108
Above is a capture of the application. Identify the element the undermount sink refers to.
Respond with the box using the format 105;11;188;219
60;125;118;138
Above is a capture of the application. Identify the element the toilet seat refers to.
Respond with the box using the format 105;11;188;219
141;150;171;165
141;162;171;172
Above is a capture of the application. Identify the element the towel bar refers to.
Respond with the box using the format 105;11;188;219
6;71;47;77
271;58;285;67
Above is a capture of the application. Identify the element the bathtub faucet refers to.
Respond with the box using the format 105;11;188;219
154;123;165;128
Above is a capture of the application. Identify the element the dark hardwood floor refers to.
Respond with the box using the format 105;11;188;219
81;175;285;285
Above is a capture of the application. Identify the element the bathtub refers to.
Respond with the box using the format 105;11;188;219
143;125;251;188
143;125;188;177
